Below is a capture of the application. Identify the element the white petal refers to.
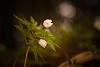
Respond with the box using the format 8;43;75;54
43;19;53;28
39;39;47;48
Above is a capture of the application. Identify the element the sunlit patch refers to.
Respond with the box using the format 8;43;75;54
94;17;100;30
58;2;76;18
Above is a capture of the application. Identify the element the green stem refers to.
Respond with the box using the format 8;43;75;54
24;46;30;67
13;45;26;67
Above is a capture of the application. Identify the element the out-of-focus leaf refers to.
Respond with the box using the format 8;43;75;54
30;16;35;24
23;18;31;30
46;39;56;52
30;16;37;30
15;25;25;36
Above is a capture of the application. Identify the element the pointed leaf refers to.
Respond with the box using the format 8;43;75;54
15;25;26;36
30;16;35;24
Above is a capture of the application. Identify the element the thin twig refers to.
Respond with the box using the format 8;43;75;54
58;51;100;67
24;38;28;45
31;31;39;39
32;32;36;38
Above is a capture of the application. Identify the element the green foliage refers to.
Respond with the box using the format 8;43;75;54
14;15;59;62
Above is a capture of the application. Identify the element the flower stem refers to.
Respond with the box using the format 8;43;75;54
24;38;30;67
13;45;25;67
24;46;30;67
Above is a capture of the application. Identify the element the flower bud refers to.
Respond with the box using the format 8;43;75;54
43;19;53;28
38;39;47;48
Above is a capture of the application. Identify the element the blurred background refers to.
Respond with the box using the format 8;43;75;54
1;0;100;67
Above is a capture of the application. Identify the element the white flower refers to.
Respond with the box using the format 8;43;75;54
43;19;53;28
38;39;47;48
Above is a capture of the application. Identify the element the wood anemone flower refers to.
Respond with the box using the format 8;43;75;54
43;19;53;28
38;39;47;48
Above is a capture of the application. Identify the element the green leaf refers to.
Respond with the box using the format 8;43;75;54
14;15;31;30
15;25;25;36
30;16;35;24
14;15;24;23
26;31;34;40
30;16;37;28
34;31;43;38
47;40;56;52
23;18;31;29
37;25;43;31
30;44;44;63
